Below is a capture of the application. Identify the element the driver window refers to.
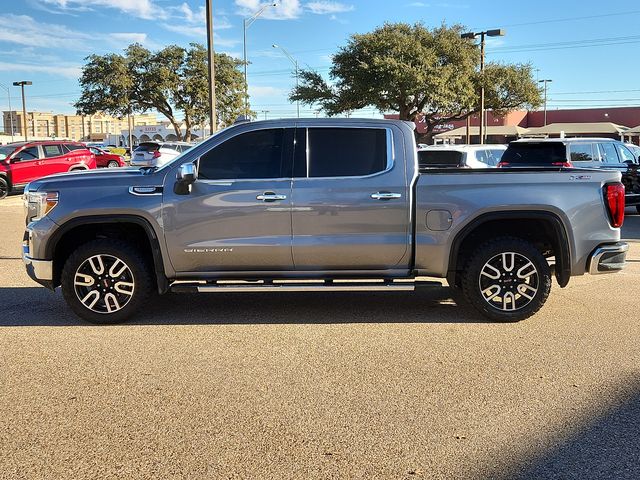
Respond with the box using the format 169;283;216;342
198;128;286;180
14;146;39;161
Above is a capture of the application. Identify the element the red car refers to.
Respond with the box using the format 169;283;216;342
0;141;97;199
84;145;127;168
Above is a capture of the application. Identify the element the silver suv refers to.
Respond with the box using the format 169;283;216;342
131;141;192;168
418;144;506;169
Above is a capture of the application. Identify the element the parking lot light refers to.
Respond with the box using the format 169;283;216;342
13;81;33;141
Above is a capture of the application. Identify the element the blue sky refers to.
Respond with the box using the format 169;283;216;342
1;0;640;121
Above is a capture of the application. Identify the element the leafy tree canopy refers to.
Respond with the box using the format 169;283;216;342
290;22;542;136
76;43;245;140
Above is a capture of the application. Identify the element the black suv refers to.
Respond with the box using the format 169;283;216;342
500;138;640;213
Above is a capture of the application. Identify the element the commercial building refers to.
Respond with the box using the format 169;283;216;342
386;106;640;144
1;111;158;142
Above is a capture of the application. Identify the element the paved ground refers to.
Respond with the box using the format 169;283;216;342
1;194;639;479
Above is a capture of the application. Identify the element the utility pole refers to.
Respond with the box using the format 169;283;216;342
0;82;14;142
272;44;299;117
13;81;32;141
461;29;504;144
243;3;277;114
539;79;552;126
260;110;269;120
206;0;217;134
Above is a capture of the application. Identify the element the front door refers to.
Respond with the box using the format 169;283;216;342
163;127;295;273
9;146;42;185
291;126;411;271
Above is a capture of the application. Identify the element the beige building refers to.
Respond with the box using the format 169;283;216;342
2;111;157;141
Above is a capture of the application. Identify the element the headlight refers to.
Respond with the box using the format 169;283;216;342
26;191;59;222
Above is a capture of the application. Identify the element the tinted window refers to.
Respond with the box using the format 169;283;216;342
43;144;63;158
616;144;637;163
598;143;619;164
15;146;39;161
135;143;160;152
569;144;594;162
0;145;16;160
65;144;86;151
306;128;387;177
501;143;566;165
485;149;505;166
199;128;286;180
418;150;463;168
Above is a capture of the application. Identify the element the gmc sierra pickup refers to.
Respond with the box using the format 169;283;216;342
22;119;628;324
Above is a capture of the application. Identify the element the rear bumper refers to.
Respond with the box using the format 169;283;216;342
587;242;628;275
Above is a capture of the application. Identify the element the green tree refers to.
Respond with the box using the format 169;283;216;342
291;23;542;138
76;43;245;141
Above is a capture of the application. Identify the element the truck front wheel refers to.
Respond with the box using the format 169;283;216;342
461;237;551;322
61;239;152;324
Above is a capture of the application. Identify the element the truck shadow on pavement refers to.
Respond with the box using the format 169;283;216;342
622;209;640;241
502;378;640;480
0;286;489;326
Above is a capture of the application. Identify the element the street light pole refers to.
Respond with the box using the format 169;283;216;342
206;0;217;134
272;44;299;118
13;81;32;141
243;3;277;115
0;82;14;142
539;79;552;126
461;29;504;145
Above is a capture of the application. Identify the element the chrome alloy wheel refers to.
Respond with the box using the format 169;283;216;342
478;252;539;312
74;254;135;314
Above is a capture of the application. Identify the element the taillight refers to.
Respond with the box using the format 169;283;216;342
604;182;625;228
497;161;509;168
551;161;573;167
153;150;161;158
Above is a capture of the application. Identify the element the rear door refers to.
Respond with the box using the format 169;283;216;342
290;126;411;270
41;143;68;175
568;143;600;168
9;146;43;185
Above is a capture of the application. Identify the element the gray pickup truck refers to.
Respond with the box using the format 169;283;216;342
22;119;628;324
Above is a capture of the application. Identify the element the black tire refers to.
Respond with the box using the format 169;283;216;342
461;236;551;322
61;239;153;324
0;177;8;200
107;160;119;168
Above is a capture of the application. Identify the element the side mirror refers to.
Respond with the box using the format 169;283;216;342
174;162;197;195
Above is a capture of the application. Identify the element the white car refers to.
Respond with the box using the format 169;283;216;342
131;141;192;168
418;144;507;169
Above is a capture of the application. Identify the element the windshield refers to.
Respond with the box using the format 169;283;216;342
0;145;17;161
155;125;233;171
418;150;464;168
501;143;567;165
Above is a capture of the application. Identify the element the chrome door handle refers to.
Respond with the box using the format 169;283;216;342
371;192;401;200
256;192;287;202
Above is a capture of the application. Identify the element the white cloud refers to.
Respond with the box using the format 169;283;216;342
0;14;91;49
249;85;286;98
0;61;81;79
235;0;302;20
306;1;353;14
36;0;161;20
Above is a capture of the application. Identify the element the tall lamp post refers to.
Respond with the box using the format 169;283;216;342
205;0;217;135
272;44;299;118
0;82;15;142
13;81;32;141
539;79;552;126
243;3;277;115
461;29;504;145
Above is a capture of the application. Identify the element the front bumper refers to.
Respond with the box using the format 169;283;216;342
587;242;628;275
23;236;54;289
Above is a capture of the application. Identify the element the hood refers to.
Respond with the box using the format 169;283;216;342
27;167;161;192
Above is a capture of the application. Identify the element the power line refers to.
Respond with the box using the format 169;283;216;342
474;10;640;30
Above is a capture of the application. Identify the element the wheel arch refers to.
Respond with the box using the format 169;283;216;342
48;215;169;293
447;210;571;289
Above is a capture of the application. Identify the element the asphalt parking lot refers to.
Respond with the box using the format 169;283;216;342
1;194;639;479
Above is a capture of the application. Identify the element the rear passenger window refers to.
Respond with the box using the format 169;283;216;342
616;144;636;163
198;128;286;180
43;144;63;157
306;128;387;177
569;144;594;162
598;143;619;164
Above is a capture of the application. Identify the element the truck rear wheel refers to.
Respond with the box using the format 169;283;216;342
461;237;551;322
61;239;152;324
